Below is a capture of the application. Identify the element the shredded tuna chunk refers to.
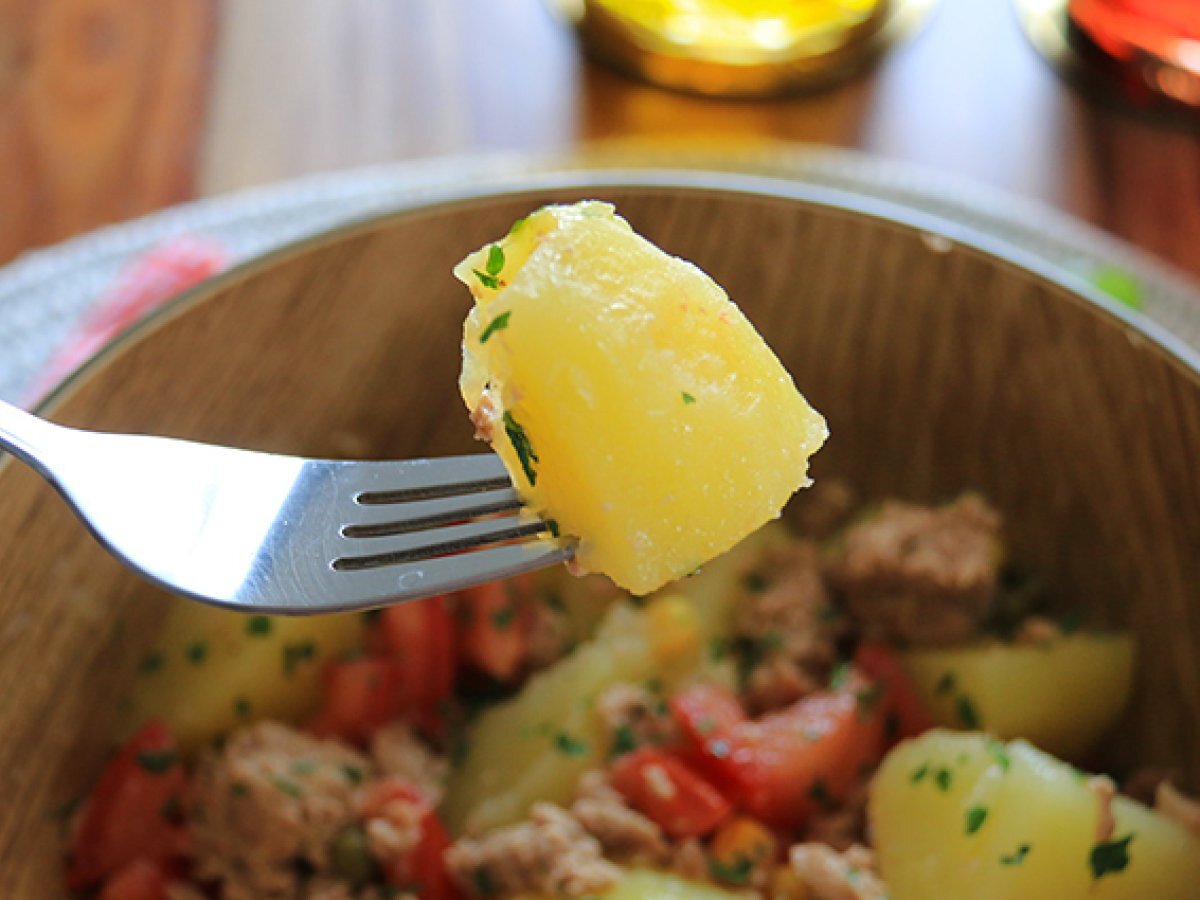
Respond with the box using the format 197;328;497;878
370;723;447;804
596;683;678;753
187;722;373;898
804;778;870;851
791;479;857;540
445;803;621;898
825;495;1002;646
734;541;844;713
570;770;669;864
788;843;887;900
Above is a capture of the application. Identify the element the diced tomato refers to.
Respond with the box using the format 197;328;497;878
359;779;462;899
853;642;935;744
669;683;748;791
97;858;170;900
609;747;733;839
457;575;533;682
376;595;456;724
66;721;187;890
716;672;887;830
309;657;403;743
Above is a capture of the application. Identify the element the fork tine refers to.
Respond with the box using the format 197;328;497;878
342;486;520;535
336;453;512;503
333;513;550;570
335;540;575;607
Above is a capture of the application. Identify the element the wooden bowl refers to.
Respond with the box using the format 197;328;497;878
2;175;1199;894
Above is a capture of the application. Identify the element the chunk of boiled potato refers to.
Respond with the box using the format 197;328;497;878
122;604;364;753
901;632;1135;760
456;201;827;595
442;592;705;836
870;730;1200;899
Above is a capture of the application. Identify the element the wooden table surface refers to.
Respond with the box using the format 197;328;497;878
2;0;1198;278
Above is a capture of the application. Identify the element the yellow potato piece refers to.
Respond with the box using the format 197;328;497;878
456;201;827;595
870;730;1200;899
901;632;1135;760
122;604;364;753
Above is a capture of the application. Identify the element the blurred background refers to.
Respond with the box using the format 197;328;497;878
0;0;1196;275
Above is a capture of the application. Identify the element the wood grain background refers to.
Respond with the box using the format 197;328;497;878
0;0;1197;276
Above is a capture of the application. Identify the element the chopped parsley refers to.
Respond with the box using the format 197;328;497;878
48;795;82;822
554;731;588;757
479;310;511;343
855;683;884;718
545;518;560;538
291;760;317;777
491;605;516;630
1059;610;1083;634
829;660;852;690
610;724;638;758
472;867;497;896
136;750;178;774
965;805;988;835
1000;843;1031;866
503;411;539;486
986;739;1011;772
911;763;930;784
231;781;249;798
233;697;252;717
935;671;957;696
246;615;272;637
184;641;209;665
342;764;365;786
472;269;500;290
272;777;304;799
709;855;754;886
485;244;505;276
160;794;182;820
934;767;953;792
282;640;317;676
709;636;731;662
956;695;981;729
741;571;770;593
137;651;165;675
1090;833;1134;880
681;391;696;405
808;778;835;811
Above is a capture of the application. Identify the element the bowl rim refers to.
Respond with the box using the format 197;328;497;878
31;167;1200;420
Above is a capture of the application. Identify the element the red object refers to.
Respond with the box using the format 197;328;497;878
66;722;187;889
310;657;405;743
97;859;170;900
688;672;887;831
609;747;733;839
29;237;227;405
1071;0;1200;59
313;596;456;741
669;682;749;790
457;576;532;682
853;642;935;744
359;780;462;899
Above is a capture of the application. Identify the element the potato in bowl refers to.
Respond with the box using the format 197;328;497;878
1;177;1199;898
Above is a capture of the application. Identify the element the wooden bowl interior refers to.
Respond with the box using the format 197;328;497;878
2;183;1198;894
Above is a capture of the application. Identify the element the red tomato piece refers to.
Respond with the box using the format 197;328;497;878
853;642;935;743
609;748;733;839
669;682;748;791
66;721;187;889
376;595;456;719
457;575;533;682
718;672;886;831
309;657;403;743
97;858;170;900
359;779;462;899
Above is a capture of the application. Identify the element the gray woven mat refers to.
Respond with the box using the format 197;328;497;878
3;144;1198;402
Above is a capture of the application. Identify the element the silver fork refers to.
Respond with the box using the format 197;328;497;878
0;399;572;614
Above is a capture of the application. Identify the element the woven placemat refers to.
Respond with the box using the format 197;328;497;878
3;143;1198;402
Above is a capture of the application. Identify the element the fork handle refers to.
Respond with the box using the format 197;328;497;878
0;399;67;478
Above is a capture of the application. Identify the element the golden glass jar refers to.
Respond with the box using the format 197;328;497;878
558;0;912;97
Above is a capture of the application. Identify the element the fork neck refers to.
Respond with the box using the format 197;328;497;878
0;399;66;476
